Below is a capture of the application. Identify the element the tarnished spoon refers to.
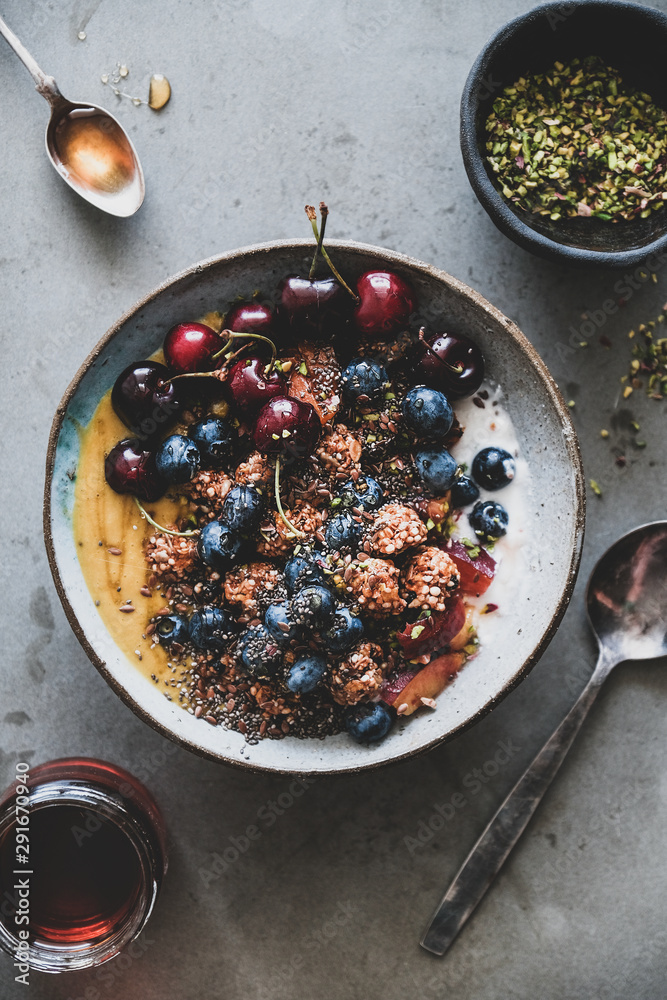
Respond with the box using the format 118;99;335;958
421;521;667;956
0;14;145;216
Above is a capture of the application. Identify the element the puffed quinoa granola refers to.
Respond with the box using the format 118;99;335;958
145;531;199;582
346;557;406;616
328;641;386;705
186;470;233;512
315;423;363;474
402;546;461;612
235;451;274;489
367;502;428;556
256;501;325;558
224;562;286;615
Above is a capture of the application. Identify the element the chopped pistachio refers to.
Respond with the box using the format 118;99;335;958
485;56;667;222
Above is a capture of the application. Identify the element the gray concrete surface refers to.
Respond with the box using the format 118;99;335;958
1;1;666;997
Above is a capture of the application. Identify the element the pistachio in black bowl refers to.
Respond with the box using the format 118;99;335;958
460;0;667;267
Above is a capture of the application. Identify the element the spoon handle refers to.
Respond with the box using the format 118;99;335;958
0;15;61;102
420;656;611;956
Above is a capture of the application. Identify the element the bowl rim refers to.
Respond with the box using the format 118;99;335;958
43;238;586;775
460;0;667;268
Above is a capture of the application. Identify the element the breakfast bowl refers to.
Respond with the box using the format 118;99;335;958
44;240;585;775
460;0;667;268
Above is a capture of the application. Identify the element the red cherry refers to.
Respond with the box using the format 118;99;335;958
226;302;275;335
411;331;485;399
104;439;165;501
111;361;182;436
227;357;287;411
277;275;352;340
253;396;321;458
354;270;416;336
163;322;221;374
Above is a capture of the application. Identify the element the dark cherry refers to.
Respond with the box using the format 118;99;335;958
411;331;485;399
104;439;165;501
111;361;181;437
276;275;353;340
227;357;287;411
253;396;321;458
226;302;275;335
354;270;416;337
163;322;221;374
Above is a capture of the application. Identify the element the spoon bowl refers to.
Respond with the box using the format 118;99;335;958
587;522;667;665
0;15;145;217
45;99;145;217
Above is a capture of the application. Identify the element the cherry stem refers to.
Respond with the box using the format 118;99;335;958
305;203;359;303
274;456;304;538
212;330;277;363
308;205;327;279
418;328;465;376
134;498;199;537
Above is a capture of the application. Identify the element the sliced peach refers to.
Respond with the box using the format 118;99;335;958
287;342;341;424
449;607;476;651
391;652;464;717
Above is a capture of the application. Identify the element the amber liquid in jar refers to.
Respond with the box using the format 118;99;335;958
0;758;167;973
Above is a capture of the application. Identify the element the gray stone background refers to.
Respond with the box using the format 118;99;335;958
1;0;666;997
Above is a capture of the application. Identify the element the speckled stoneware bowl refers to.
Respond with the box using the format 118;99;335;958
45;240;585;775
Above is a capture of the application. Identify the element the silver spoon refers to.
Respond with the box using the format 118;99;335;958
421;520;667;956
0;15;145;216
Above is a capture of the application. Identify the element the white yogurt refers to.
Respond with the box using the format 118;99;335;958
449;382;533;643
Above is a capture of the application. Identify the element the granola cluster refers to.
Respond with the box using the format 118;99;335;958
257;501;325;558
367;502;428;556
223;562;287;616
403;546;461;612
315;423;363;474
234;451;274;489
345;557;406;616
328;641;386;705
186;470;233;513
145;530;199;582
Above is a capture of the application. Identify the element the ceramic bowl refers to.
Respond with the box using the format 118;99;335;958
44;240;585;775
460;0;667;267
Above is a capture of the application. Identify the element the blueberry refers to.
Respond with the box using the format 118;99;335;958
284;547;327;593
155;434;200;484
290;584;336;629
469;499;509;541
264;601;300;645
222;484;264;534
322;607;364;653
155;614;190;646
188;417;234;468
286;654;327;694
324;512;363;552
341;357;388;406
401;386;453;440
336;475;384;512
198;520;244;570
450;474;480;508
471;447;516;491
414;447;458;493
344;702;395;744
237;624;282;677
188;608;238;653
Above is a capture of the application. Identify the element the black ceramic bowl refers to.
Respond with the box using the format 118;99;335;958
460;0;667;267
